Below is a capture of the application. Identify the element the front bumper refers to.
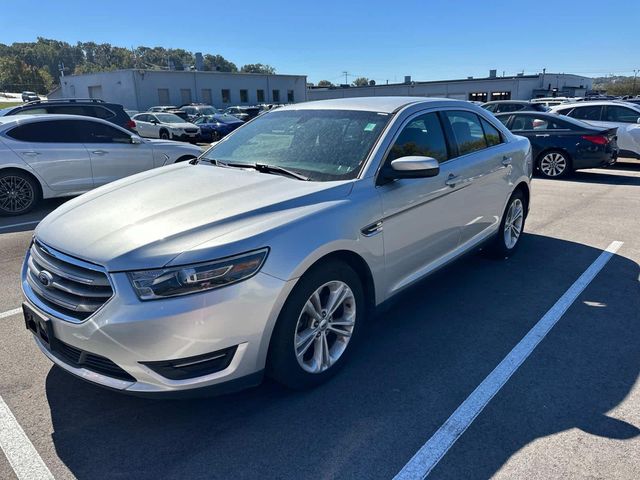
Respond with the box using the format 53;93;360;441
172;131;200;142
23;265;295;395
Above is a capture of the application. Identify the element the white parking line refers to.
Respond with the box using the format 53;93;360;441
0;308;21;320
0;220;40;231
394;240;623;480
0;395;54;480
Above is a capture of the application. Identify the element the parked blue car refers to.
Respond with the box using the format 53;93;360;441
194;114;244;141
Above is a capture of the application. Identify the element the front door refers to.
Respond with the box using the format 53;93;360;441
377;111;466;297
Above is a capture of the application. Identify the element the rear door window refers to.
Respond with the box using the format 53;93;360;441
480;118;503;146
567;105;602;121
6;120;80;142
442;110;488;156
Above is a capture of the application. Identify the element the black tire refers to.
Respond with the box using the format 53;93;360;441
159;129;170;140
267;261;365;390
0;170;40;216
537;150;571;178
487;189;526;258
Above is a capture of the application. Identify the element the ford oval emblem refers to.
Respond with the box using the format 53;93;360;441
38;270;54;288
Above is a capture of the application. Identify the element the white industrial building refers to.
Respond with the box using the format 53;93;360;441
53;69;308;110
308;71;593;102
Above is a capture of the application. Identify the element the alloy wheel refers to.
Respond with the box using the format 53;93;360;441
294;281;356;374
540;152;567;177
0;175;35;214
503;198;524;249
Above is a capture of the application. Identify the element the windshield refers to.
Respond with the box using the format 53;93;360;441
155;113;185;124
201;109;391;181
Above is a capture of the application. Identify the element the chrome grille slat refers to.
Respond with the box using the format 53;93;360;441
24;240;114;321
31;242;110;286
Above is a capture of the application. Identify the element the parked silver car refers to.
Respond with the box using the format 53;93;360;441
21;97;532;396
0;114;202;215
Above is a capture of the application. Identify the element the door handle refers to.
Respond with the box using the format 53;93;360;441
445;174;460;187
23;151;40;156
535;134;550;137
91;150;108;155
502;156;513;166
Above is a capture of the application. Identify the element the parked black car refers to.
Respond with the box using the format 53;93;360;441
224;106;261;121
496;111;618;178
0;99;136;132
482;100;548;114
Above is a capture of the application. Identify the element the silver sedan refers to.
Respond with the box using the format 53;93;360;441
21;97;532;396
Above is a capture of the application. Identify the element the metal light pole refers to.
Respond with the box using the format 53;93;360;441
633;69;638;97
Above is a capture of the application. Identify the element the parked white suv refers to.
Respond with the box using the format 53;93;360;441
0;114;202;215
550;101;640;158
21;98;532;396
132;112;200;141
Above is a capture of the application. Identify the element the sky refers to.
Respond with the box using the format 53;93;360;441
1;0;638;84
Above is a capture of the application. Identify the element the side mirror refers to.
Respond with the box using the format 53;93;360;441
380;156;440;183
130;135;143;144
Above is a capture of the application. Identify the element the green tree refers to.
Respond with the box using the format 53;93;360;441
317;80;334;87
352;77;370;87
203;54;238;72
240;63;276;74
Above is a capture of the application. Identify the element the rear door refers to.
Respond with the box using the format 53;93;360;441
508;113;574;159
3;119;93;193
440;110;514;244
133;114;154;137
76;120;154;186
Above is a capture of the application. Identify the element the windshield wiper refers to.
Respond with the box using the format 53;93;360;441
253;163;310;181
198;159;310;181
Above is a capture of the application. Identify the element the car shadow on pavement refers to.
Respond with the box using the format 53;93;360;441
44;234;640;480
0;198;67;233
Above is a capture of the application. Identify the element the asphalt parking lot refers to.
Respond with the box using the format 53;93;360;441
0;161;639;480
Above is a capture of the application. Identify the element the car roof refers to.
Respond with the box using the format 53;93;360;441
551;100;640;110
279;96;470;113
483;100;531;105
0;113;123;128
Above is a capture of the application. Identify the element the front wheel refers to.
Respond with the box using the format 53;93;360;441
267;261;364;389
159;130;170;140
487;190;526;258
0;171;40;216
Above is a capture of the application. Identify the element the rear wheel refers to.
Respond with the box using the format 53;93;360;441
159;129;170;140
487;189;526;258
0;170;40;216
267;261;364;389
538;150;571;178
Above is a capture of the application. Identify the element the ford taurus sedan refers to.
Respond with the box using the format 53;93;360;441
21;97;532;396
0;114;202;215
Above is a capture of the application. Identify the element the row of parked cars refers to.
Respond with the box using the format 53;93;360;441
480;98;640;177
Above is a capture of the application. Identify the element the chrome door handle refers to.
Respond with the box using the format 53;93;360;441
535;134;550;137
502;156;513;166
445;174;460;187
23;151;40;156
91;150;108;155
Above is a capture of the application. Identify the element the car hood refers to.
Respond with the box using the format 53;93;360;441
35;163;353;271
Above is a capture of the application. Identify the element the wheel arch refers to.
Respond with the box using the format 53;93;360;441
513;181;530;218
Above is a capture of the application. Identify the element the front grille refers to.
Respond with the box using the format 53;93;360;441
184;128;198;133
53;339;136;382
25;240;113;321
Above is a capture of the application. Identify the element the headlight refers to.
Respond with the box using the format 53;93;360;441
128;248;269;300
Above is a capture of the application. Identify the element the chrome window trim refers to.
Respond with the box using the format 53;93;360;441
22;239;116;324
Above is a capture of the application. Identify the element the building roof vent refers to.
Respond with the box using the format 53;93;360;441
404;75;412;84
489;69;497;78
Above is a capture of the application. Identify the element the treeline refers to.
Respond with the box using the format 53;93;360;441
593;75;639;97
0;37;275;94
